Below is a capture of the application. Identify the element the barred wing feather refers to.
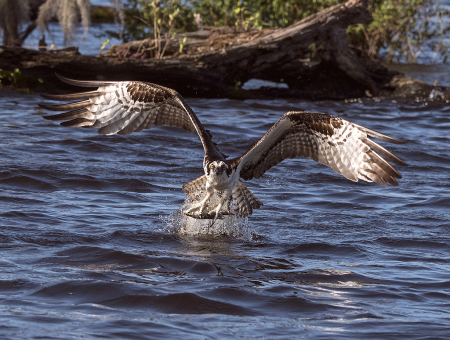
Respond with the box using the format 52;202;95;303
40;75;223;160
41;76;193;135
234;111;407;186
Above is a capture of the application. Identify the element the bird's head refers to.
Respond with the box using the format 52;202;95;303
206;160;228;176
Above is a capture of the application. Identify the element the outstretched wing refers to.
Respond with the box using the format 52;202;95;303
39;74;223;160
230;111;407;186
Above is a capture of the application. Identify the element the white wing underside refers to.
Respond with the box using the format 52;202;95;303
41;76;223;160
44;82;193;135
237;112;406;186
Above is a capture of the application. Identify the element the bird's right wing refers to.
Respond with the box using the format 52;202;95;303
39;74;223;160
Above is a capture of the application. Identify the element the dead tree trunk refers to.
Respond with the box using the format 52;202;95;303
195;0;377;92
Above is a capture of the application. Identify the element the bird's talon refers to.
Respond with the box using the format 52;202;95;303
184;208;227;220
185;206;200;215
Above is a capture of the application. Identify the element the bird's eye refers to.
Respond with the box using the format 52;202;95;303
210;164;214;169
222;165;226;170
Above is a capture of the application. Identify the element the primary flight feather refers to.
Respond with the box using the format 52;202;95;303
40;75;407;220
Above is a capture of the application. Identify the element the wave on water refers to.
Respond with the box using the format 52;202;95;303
2;93;450;339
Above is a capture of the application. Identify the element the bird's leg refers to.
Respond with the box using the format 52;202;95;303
185;186;213;216
211;190;230;223
197;191;213;214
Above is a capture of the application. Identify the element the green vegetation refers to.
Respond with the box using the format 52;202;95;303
106;0;196;43
348;0;450;63
91;5;117;23
110;0;449;63
0;68;46;92
190;0;342;29
111;0;341;41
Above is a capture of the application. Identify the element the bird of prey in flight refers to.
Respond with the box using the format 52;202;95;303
39;75;407;221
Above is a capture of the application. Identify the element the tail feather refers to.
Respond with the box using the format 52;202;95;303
232;180;263;217
182;176;262;217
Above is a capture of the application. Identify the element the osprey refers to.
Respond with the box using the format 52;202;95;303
39;75;407;221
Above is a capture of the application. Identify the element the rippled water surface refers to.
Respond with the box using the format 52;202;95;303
1;89;450;339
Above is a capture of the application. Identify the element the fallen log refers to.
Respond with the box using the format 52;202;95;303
0;0;448;101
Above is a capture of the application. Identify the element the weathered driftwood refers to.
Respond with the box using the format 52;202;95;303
0;0;448;100
102;26;271;59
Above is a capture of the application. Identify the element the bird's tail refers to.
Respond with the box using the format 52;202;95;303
231;180;263;217
182;176;263;217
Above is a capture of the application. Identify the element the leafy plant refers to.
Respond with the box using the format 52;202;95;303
348;0;450;63
232;5;262;30
106;0;195;44
143;0;180;58
99;38;111;51
190;0;341;29
0;68;45;91
179;36;187;53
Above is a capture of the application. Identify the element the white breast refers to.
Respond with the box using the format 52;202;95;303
207;169;240;193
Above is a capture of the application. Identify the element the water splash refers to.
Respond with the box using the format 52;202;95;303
161;199;254;240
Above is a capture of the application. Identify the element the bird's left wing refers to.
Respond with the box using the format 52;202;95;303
230;111;407;186
39;75;223;160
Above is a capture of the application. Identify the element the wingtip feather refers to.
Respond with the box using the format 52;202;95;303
55;73;115;88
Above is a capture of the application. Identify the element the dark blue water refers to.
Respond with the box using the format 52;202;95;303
1;87;450;339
